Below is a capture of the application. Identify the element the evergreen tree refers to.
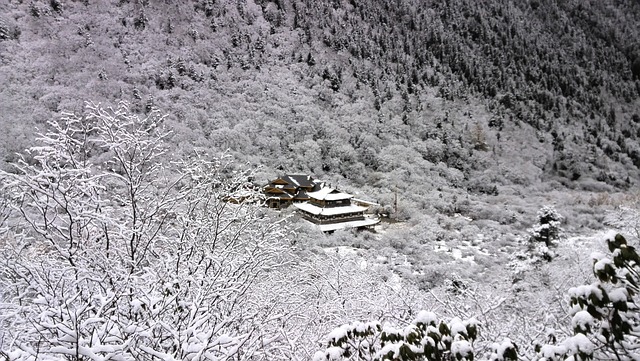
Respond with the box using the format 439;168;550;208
529;206;563;248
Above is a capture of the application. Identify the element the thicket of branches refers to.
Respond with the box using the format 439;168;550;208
0;102;293;360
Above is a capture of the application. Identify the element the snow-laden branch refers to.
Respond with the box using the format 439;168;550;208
0;102;293;360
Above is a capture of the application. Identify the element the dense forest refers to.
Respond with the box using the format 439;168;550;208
1;0;640;187
1;0;640;360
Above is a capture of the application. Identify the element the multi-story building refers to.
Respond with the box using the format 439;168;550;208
293;186;380;232
265;174;380;231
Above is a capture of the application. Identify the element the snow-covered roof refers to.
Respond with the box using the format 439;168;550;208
265;174;317;189
267;193;293;200
316;218;380;232
352;198;380;206
294;202;367;216
307;187;353;201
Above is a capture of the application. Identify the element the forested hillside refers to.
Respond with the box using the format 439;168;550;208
1;0;640;191
1;1;640;360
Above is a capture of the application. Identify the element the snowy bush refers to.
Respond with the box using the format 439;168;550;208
604;205;640;239
313;311;489;361
314;309;520;361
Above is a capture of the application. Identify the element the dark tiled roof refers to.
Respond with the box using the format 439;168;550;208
270;177;289;185
293;189;310;200
282;185;297;192
282;174;315;188
311;182;324;192
265;174;321;206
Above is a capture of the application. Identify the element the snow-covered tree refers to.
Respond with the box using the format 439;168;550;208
529;206;563;247
0;102;292;360
605;204;640;240
527;206;564;261
537;233;640;361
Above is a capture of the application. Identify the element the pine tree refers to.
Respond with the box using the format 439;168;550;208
529;206;563;248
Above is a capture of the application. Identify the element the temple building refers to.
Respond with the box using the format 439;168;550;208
265;174;380;231
263;174;320;209
263;174;380;232
293;187;379;232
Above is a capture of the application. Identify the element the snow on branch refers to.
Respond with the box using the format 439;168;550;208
0;102;293;360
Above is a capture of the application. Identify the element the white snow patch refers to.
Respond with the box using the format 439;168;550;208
325;346;345;360
388;273;403;292
492;338;517;361
566;334;594;355
413;311;437;326
451;340;473;357
449;318;467;336
378;343;401;359
450;248;475;262
608;288;628;303
593;256;611;272
539;344;567;359
571;311;593;331
323;246;359;256
327;325;349;343
569;284;603;301
360;259;368;270
454;213;473;222
313;351;327;361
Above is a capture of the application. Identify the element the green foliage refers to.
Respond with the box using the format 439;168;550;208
537;233;640;361
313;311;510;361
